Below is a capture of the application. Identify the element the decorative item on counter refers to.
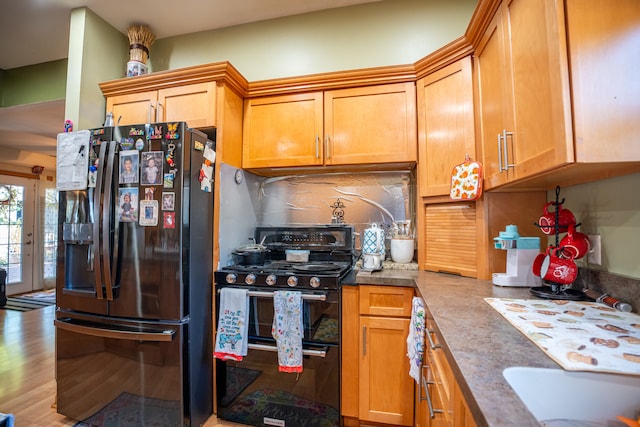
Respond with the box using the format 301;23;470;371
361;222;386;271
362;253;383;270
559;223;591;259
390;220;414;264
362;223;385;258
531;186;585;301
583;288;632;312
330;198;345;224
492;224;540;287
538;200;576;235
64;120;73;132
450;154;483;200
126;23;155;77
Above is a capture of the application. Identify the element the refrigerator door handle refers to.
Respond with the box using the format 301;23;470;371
102;141;117;300
92;141;109;299
54;318;176;342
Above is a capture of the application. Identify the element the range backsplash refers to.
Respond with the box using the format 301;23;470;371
216;163;415;267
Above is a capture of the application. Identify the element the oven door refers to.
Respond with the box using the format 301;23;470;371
215;285;341;427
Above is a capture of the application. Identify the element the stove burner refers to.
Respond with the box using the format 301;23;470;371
530;285;585;301
292;263;343;272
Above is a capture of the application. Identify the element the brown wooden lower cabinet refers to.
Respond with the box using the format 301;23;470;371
341;285;415;426
415;314;477;427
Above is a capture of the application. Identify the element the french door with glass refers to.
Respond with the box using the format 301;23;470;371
0;176;35;295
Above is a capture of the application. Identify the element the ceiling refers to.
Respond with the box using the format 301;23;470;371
0;0;380;165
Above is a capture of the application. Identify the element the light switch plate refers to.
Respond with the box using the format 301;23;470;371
587;235;601;265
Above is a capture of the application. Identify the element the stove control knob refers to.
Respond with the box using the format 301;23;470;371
266;274;277;286
225;273;237;284
245;274;256;285
310;277;321;288
287;276;298;287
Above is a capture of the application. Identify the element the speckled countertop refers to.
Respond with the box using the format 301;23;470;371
346;268;561;427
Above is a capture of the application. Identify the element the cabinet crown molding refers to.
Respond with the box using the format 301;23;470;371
99;61;248;98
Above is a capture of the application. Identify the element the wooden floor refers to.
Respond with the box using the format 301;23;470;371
0;304;243;427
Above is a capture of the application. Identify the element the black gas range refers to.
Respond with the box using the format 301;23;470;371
215;225;355;291
214;225;353;427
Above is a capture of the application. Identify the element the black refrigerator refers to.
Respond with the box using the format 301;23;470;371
55;122;215;427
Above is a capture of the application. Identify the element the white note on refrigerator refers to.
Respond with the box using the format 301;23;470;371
56;130;90;191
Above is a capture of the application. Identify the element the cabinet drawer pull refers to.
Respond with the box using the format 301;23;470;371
426;328;441;350
315;135;320;159
420;364;444;418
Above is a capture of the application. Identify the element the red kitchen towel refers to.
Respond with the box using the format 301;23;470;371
450;156;483;200
272;291;303;373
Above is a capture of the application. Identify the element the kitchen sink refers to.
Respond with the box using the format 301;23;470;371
503;366;640;425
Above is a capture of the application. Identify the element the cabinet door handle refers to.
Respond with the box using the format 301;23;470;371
425;328;441;350
157;102;163;122
148;103;155;124
315;135;320;159
497;132;503;172
503;129;514;170
362;325;367;357
325;135;331;159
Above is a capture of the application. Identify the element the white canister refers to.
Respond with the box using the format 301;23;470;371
363;223;385;257
390;238;414;263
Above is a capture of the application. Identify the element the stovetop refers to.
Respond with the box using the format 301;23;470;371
216;225;355;290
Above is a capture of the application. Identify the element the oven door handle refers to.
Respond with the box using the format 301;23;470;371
217;289;327;301
248;343;327;358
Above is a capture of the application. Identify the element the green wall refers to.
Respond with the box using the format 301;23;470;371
551;172;640;279
65;7;128;130
150;0;476;81
1;60;67;106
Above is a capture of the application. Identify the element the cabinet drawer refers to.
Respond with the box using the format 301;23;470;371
358;285;413;317
425;363;454;426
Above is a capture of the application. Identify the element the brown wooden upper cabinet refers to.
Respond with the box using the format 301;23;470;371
474;0;640;190
106;82;217;127
417;57;475;198
243;82;417;169
475;0;574;189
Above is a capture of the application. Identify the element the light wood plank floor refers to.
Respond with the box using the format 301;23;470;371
0;304;243;427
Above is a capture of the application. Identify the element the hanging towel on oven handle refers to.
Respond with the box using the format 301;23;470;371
272;290;304;373
406;296;426;384
214;287;250;361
